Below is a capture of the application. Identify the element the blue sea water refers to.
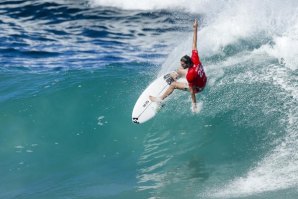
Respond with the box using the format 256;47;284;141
0;0;298;198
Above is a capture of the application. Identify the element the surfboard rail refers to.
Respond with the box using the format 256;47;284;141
132;71;180;124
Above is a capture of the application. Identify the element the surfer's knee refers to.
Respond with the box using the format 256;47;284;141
170;82;178;89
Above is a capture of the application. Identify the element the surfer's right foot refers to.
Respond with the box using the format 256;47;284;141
149;96;162;102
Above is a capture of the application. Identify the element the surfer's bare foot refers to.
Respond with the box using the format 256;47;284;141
149;96;162;102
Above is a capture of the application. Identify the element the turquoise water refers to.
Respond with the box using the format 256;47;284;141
0;67;147;198
1;0;298;198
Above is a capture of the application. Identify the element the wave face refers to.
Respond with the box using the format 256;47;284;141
0;0;298;198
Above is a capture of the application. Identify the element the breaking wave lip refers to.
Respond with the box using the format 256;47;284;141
88;0;227;14
204;59;298;198
155;0;298;75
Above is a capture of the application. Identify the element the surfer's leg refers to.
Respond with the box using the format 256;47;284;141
150;82;188;102
149;96;162;102
161;82;188;99
174;82;189;91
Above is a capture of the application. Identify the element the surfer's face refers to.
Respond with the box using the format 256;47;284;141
181;61;188;69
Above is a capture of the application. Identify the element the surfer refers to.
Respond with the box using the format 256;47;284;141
149;18;207;112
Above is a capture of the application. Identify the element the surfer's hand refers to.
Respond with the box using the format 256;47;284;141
191;103;197;113
191;102;202;113
193;19;198;29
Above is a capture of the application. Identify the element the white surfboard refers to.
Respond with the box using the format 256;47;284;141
132;72;186;124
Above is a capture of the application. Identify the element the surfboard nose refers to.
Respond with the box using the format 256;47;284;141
132;117;139;124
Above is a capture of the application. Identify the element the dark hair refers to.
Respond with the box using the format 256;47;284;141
180;55;192;68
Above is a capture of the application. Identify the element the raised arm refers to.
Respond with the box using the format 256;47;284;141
192;19;198;50
191;19;199;112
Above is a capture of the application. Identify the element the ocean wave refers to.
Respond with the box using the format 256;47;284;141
0;0;187;69
0;1;298;198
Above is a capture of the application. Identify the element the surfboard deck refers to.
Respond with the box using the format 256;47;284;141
132;71;186;124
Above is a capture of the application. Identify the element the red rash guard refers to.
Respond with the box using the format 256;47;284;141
186;50;207;93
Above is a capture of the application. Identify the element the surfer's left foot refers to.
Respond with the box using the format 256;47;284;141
149;96;162;102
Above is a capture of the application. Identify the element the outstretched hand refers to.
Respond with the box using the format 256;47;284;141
191;103;199;113
193;18;198;29
191;102;202;114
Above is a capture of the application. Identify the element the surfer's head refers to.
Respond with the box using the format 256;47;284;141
180;55;192;69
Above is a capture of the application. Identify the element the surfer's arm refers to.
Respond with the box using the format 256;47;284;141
190;87;196;103
192;19;198;51
189;87;197;111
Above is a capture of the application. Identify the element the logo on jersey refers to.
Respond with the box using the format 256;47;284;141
196;64;204;78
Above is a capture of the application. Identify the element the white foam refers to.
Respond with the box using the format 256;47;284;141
212;131;298;198
191;101;203;114
89;0;226;14
255;29;298;71
208;61;298;198
155;0;298;75
97;115;105;126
